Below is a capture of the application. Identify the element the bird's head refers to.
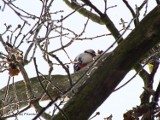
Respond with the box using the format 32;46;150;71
84;49;96;57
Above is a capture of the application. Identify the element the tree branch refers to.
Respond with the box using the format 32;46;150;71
53;6;160;119
63;0;123;43
63;0;104;24
0;69;86;116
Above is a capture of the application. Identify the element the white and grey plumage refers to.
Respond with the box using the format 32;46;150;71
73;49;96;72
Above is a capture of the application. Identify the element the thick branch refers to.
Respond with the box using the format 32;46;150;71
63;0;122;43
0;71;85;116
53;6;160;119
63;0;104;24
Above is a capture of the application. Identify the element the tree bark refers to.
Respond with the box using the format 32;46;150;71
0;71;86;115
53;6;160;120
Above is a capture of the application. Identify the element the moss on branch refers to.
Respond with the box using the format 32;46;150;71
0;70;86;116
53;6;160;120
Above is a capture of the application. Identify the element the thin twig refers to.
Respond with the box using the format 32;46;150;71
122;0;139;26
59;4;86;22
33;58;53;100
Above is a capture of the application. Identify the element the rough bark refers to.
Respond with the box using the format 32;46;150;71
0;71;85;115
53;6;160;120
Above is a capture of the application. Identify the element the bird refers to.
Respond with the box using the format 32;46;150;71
73;49;96;72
